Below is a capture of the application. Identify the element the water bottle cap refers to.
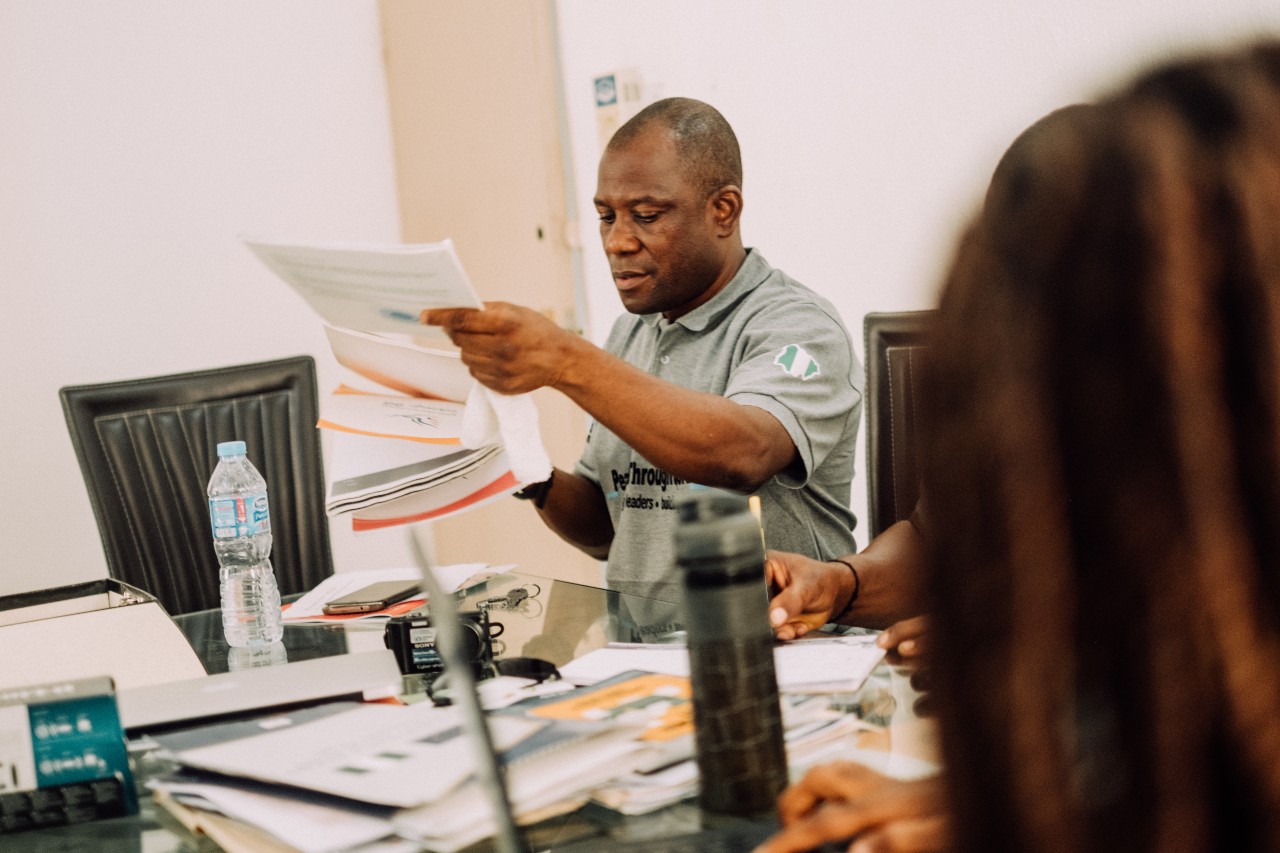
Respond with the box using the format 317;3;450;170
217;440;247;458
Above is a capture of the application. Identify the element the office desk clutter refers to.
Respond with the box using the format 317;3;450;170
125;574;900;852
139;656;878;852
244;238;554;532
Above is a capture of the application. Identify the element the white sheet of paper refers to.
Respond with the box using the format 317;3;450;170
324;325;474;404
244;237;482;336
560;635;886;694
175;703;540;808
559;647;690;685
318;388;466;444
772;635;886;692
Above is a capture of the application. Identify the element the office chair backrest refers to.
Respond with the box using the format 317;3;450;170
60;356;333;615
864;311;937;540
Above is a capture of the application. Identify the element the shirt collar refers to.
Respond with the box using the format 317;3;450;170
639;248;771;332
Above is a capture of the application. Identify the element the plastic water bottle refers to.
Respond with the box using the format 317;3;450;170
227;642;288;671
207;440;283;647
674;489;788;816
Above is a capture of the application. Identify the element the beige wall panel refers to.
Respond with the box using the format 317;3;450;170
380;0;599;586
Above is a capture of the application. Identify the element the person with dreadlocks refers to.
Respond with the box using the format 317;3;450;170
757;40;1280;853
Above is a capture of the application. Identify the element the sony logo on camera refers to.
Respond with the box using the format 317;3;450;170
383;608;503;677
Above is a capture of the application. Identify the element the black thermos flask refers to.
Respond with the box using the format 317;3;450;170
674;489;788;816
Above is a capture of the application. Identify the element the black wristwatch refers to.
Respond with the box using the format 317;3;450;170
513;470;555;509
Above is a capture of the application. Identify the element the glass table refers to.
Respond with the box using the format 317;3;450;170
18;572;936;852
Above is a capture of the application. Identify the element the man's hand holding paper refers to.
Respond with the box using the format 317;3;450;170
245;236;556;529
423;302;581;395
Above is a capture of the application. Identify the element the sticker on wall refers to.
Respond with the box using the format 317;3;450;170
593;68;645;151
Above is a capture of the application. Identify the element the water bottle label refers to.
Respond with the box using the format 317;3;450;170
209;492;271;539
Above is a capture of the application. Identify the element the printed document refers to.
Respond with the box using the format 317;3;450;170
244;237;482;336
318;386;466;444
560;634;886;694
246;235;550;529
171;702;540;808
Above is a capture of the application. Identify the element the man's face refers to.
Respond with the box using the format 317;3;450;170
594;127;729;318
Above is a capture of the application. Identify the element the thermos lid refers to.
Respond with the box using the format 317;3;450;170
673;489;765;580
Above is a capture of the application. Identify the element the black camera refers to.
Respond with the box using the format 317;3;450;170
383;607;503;678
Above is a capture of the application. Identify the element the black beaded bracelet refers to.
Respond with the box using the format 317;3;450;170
830;558;860;621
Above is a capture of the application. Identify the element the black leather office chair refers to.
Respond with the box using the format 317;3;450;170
60;356;333;615
864;311;937;540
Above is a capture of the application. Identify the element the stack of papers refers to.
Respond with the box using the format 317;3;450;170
325;435;516;531
393;723;650;851
154;781;404;853
161;703;540;808
145;630;892;851
149;701;543;853
151;700;655;853
586;693;863;816
244;237;550;532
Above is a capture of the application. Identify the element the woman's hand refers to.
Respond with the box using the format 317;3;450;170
753;762;947;853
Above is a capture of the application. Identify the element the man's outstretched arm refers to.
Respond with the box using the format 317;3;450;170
424;303;796;493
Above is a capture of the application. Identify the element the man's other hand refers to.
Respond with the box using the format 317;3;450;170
422;302;578;394
766;551;853;641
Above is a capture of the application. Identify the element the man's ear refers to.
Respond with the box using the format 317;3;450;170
708;185;744;236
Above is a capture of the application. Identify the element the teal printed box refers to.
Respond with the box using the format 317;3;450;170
0;676;136;834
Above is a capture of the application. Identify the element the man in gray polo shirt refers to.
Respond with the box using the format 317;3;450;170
425;97;861;602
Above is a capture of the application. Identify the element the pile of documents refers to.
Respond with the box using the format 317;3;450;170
149;701;539;853
244;237;551;532
145;634;893;852
325;433;515;534
148;694;660;852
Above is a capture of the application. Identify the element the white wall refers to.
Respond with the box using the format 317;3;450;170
6;2;1280;599
0;1;412;597
554;0;1280;546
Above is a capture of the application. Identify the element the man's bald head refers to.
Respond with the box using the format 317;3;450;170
608;97;743;199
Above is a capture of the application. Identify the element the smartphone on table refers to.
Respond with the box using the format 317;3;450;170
322;580;423;615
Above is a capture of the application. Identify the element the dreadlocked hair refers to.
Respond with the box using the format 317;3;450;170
921;41;1280;853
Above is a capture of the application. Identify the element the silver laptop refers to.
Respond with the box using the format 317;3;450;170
117;649;403;734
